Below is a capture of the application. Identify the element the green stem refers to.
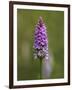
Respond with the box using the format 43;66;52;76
40;58;42;79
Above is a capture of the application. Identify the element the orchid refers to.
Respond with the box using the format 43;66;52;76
33;17;48;60
33;17;49;79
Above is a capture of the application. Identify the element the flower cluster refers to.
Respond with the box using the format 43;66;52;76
33;17;48;59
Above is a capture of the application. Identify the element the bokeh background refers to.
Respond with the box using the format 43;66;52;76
17;9;64;80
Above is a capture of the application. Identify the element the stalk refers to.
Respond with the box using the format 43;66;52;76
40;58;42;79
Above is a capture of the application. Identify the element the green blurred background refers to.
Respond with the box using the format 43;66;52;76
17;9;64;80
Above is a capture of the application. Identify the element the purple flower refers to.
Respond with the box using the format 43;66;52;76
33;17;48;59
